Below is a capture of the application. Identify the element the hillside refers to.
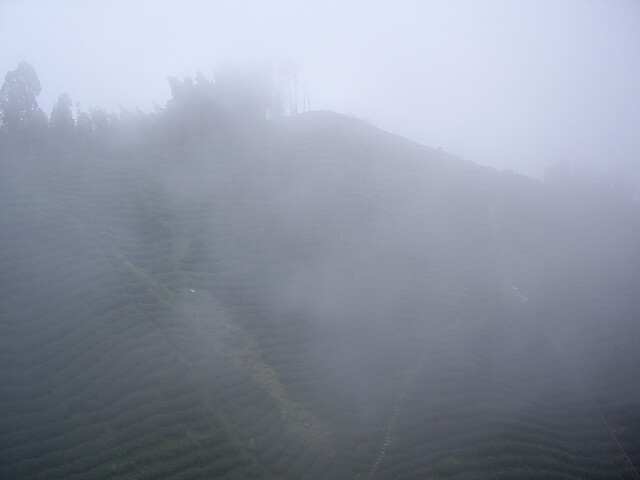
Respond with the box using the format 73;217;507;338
1;110;639;479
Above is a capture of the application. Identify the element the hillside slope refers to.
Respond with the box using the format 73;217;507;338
1;111;639;479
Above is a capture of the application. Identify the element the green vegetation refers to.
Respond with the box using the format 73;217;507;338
1;62;639;479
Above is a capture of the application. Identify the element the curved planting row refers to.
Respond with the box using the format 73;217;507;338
369;322;635;479
0;158;276;480
3;117;639;480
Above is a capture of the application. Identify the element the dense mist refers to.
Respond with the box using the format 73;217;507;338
2;1;640;179
2;3;640;479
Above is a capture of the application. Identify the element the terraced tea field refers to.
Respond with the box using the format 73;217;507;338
1;113;639;479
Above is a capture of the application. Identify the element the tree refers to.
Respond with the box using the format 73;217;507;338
74;110;93;152
76;111;92;135
0;62;47;154
277;62;310;116
90;107;115;144
279;62;298;116
163;66;276;144
50;92;74;136
0;62;43;133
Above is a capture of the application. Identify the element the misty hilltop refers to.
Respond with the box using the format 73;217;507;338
1;63;640;480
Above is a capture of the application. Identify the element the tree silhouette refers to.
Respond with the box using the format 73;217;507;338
50;92;75;150
0;62;43;133
50;93;74;134
0;61;46;153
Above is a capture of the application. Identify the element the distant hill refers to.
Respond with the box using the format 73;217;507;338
1;110;639;479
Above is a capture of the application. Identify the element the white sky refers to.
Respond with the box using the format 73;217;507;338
1;0;639;178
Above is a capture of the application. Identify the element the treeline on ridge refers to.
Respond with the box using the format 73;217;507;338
0;61;286;158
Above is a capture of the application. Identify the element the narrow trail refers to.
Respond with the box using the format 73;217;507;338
367;351;427;480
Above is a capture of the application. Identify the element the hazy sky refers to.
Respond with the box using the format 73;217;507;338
1;0;639;178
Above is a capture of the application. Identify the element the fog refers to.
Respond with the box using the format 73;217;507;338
2;2;640;479
2;0;639;178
